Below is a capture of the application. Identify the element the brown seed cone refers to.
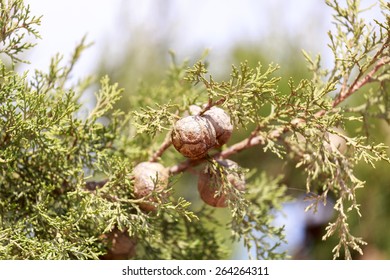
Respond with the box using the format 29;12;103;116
198;159;245;208
133;162;169;211
171;115;217;159
324;127;347;154
188;104;202;116
290;126;347;155
202;107;233;146
101;228;136;260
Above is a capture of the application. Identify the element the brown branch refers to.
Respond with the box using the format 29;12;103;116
149;131;172;162
333;57;389;107
216;134;266;159
169;158;204;175
197;97;226;116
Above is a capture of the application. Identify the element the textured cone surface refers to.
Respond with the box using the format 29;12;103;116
102;228;136;260
198;159;245;208
188;104;202;115
172;115;216;159
203;107;233;146
324;127;347;154
133;162;169;211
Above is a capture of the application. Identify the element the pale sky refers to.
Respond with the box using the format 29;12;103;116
22;0;383;81
22;0;335;82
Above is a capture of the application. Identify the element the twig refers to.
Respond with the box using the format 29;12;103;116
333;57;389;107
197;97;226;116
149;131;172;162
169;158;204;174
